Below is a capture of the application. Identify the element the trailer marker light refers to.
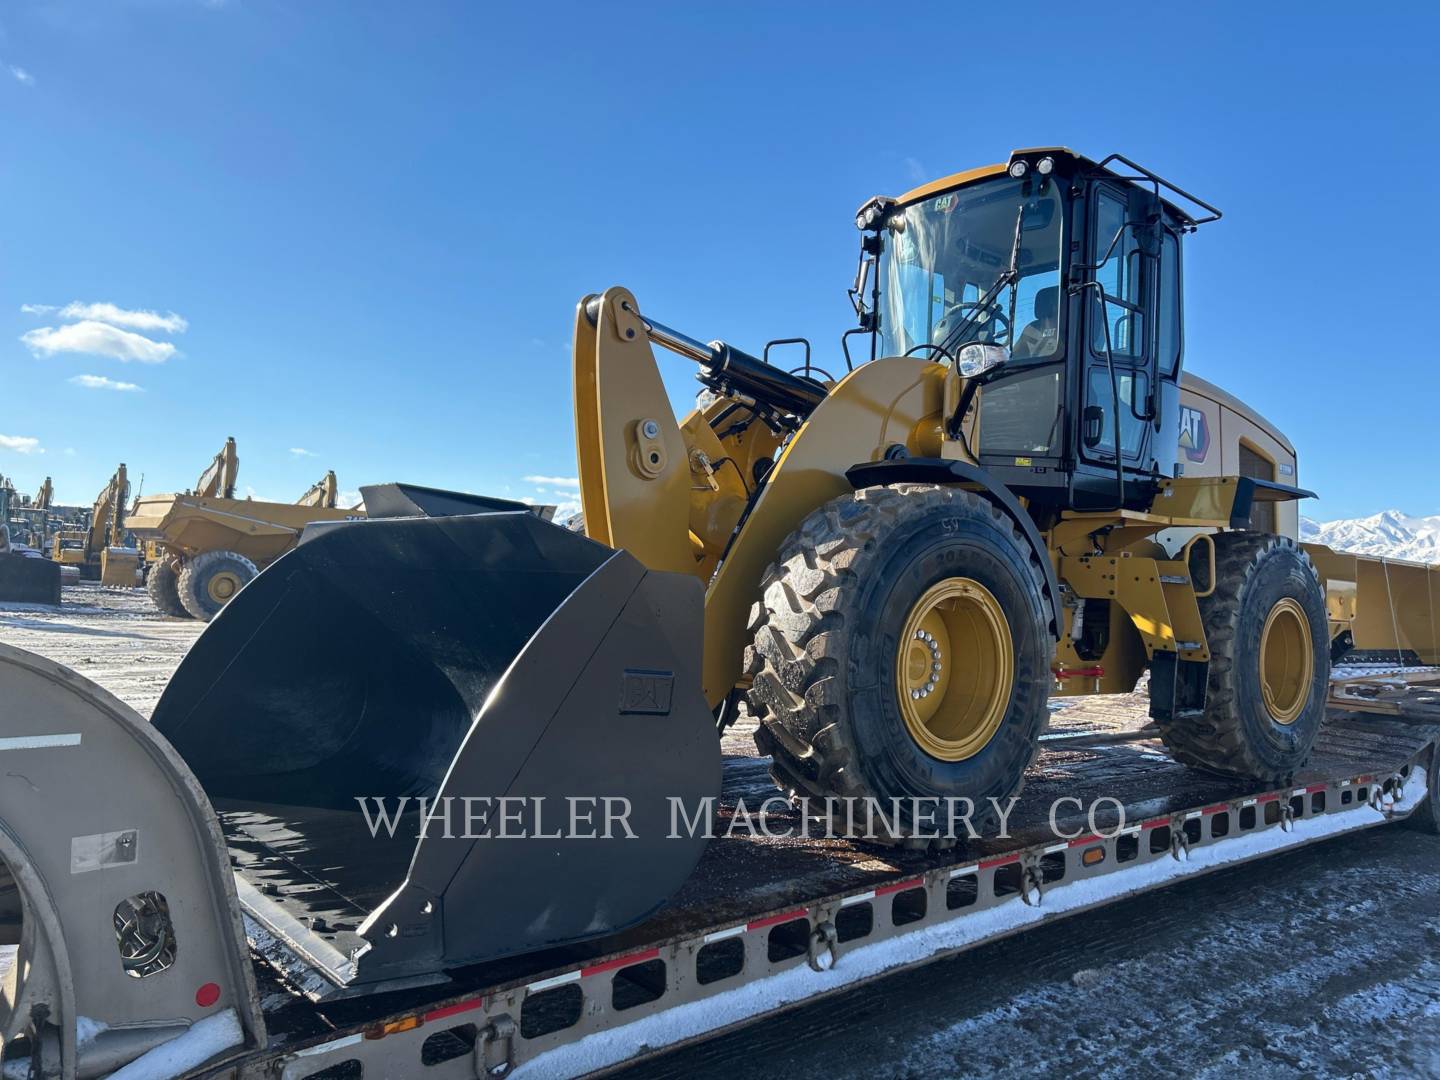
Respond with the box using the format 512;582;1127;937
365;1015;422;1040
195;982;220;1008
1081;846;1106;867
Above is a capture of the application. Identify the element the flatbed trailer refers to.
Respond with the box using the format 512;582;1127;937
2;644;1437;1080
233;689;1439;1079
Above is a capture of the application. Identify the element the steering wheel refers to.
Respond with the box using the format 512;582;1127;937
931;301;1010;349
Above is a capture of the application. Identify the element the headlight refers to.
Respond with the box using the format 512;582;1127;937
956;343;1009;378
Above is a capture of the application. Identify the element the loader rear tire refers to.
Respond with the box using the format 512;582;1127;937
145;557;190;618
1158;533;1327;780
745;484;1053;847
178;550;258;622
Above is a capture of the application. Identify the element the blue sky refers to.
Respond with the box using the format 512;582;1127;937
0;1;1434;521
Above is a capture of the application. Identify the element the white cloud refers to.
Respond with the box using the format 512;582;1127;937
522;475;580;488
0;434;42;454
57;301;187;335
22;321;177;363
289;447;317;457
10;66;34;87
19;303;55;315
903;156;928;184
69;374;142;392
63;447;77;456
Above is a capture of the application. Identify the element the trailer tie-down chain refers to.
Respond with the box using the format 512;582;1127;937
808;920;840;972
1280;803;1297;833
1020;864;1045;907
475;1014;516;1078
1171;826;1191;860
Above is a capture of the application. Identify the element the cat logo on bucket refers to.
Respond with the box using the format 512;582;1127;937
1178;406;1210;463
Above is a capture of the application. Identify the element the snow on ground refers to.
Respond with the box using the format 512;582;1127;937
0;582;202;716
619;821;1440;1080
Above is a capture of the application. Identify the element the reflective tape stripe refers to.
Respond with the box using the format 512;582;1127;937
526;970;581;994
583;949;659;978
702;925;747;943
747;909;807;931
0;733;81;751
424;997;485;1023
840;891;876;907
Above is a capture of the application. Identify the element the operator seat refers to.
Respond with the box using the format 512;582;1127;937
1012;285;1059;360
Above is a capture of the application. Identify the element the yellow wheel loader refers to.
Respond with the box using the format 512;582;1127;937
128;148;1437;981
127;437;362;620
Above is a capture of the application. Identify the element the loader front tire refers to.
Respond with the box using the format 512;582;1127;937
178;550;258;622
1158;533;1327;780
145;556;190;618
745;485;1052;847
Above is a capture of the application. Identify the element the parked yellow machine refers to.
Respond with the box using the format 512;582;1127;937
48;464;140;587
127;437;361;620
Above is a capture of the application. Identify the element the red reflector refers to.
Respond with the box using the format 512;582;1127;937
195;982;221;1008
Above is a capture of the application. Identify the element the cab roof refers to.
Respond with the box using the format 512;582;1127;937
893;147;1219;228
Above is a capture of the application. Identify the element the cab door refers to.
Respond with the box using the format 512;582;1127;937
1077;184;1161;502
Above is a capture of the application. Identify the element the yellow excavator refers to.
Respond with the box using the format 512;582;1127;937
128;437;361;620
49;464;139;587
140;149;1437;977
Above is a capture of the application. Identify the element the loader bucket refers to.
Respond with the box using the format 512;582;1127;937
151;511;721;987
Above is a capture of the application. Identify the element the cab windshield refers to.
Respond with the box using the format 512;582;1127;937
877;175;1064;363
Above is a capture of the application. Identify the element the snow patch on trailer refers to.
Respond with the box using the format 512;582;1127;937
513;771;1426;1079
105;1010;244;1080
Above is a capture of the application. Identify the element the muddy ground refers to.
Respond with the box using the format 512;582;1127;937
3;585;1436;1079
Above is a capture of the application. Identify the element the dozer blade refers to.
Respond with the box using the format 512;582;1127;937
151;511;721;989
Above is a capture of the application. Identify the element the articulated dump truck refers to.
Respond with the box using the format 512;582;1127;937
2;149;1439;1078
127;438;363;621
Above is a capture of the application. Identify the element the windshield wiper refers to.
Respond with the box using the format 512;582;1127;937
936;204;1026;360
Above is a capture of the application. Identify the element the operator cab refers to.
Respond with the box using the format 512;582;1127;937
851;148;1221;514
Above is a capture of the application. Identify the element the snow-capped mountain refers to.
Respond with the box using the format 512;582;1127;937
1301;511;1440;563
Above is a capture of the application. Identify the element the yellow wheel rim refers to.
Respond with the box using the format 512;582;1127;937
207;571;242;604
896;578;1013;762
1260;597;1313;725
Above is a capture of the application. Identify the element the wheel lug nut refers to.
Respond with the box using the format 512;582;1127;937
910;689;921;700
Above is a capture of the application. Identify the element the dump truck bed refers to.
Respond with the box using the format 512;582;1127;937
231;687;1439;1080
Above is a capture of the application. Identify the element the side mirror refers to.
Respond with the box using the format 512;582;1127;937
1083;405;1106;448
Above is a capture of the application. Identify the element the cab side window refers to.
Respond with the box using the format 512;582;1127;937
1090;190;1145;358
1157;231;1182;376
